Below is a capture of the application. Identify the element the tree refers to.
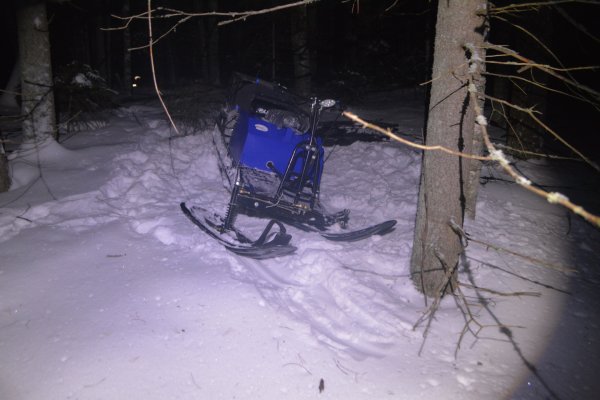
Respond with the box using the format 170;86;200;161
410;0;487;297
0;59;20;109
291;4;311;96
17;0;57;141
122;0;132;94
0;147;9;192
0;59;17;189
504;9;552;156
206;0;220;85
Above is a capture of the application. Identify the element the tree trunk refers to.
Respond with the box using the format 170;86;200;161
17;0;57;141
122;0;132;95
291;5;311;96
0;148;9;192
198;17;209;81
0;59;20;108
94;13;107;81
464;10;488;220
207;0;220;85
410;0;487;297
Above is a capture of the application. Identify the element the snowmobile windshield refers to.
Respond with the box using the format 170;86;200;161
229;73;310;131
252;99;309;133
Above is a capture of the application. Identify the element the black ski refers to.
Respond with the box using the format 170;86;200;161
285;218;397;242
180;202;297;260
319;219;397;242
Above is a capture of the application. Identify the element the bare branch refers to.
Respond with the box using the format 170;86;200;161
483;71;600;110
218;0;320;26
146;0;180;136
342;111;491;161
107;0;319;33
484;43;600;103
493;142;583;161
483;92;600;172
467;80;600;227
465;234;576;274
459;282;542;298
555;5;600;44
490;1;600;15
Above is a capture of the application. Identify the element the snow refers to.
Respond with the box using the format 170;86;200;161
1;92;600;399
71;73;93;88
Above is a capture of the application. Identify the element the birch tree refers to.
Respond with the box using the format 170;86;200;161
410;0;487;297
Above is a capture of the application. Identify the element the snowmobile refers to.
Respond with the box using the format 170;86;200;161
181;73;396;259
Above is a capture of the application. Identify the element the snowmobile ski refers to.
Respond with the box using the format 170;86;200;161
286;219;397;242
319;219;397;242
180;202;297;260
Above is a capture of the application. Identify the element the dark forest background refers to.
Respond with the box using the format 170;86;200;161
1;0;433;95
1;0;598;152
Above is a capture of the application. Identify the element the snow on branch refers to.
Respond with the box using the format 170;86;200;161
466;73;600;227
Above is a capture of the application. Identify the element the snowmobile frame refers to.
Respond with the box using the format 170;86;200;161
219;73;343;231
181;73;396;259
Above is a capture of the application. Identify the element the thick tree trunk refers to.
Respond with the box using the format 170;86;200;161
291;5;311;96
410;0;487;296
17;0;57;141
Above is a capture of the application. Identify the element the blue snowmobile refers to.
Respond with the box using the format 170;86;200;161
181;73;396;259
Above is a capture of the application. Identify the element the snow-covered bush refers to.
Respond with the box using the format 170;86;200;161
54;62;117;133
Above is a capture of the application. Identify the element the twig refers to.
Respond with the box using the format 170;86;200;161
493;143;583;161
453;282;484;357
555;5;600;44
282;361;312;375
468;82;600;227
482;92;599;172
218;0;319;26
483;70;599;110
342;111;491;161
490;1;600;15
467;235;575;274
146;0;180;136
484;43;600;103
107;0;319;32
413;248;459;356
459;282;541;297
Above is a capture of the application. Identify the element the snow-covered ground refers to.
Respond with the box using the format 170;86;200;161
1;91;599;400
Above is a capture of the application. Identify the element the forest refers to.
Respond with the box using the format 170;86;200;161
1;1;600;399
